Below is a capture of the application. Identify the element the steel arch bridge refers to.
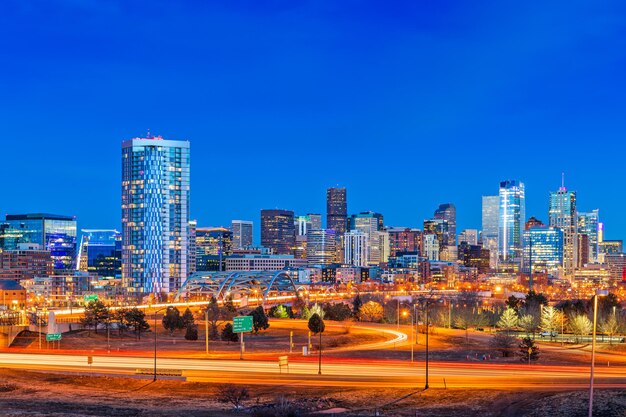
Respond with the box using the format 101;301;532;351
175;270;300;303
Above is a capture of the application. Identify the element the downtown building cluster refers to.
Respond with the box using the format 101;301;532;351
0;136;625;308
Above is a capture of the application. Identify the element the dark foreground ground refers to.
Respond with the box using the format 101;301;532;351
0;369;625;416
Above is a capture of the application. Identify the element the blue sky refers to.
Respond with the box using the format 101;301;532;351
1;1;625;241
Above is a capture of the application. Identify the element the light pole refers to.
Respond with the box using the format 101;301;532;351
589;289;608;417
425;300;430;390
396;298;400;330
152;306;168;382
205;307;209;355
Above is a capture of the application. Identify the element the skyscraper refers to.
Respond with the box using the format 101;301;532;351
458;229;479;246
578;209;599;263
549;182;577;276
523;225;564;276
482;195;499;269
433;203;456;246
121;136;190;295
344;230;368;267
326;187;347;234
306;229;337;266
231;220;253;250
2;213;77;271
195;227;232;271
260;209;295;255
498;180;525;266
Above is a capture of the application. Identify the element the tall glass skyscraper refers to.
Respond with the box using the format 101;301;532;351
1;213;77;271
549;183;577;276
482;195;499;269
260;209;295;255
498;180;525;265
121;136;190;295
195;227;232;271
433;203;456;246
578;209;599;263
326;188;347;234
523;226;564;276
231;220;253;250
77;229;122;279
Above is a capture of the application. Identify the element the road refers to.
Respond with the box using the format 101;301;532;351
0;352;624;389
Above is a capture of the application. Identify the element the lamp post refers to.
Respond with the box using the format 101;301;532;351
589;289;608;417
425;300;430;390
152;306;168;382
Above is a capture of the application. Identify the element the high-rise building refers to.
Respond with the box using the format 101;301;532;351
422;234;439;261
121;136;190;295
188;220;197;276
308;214;322;231
1;213;77;271
344;230;368;267
549;182;577;276
458;242;490;273
577;234;589;268
578;210;600;263
498;180;526;266
306;229;337;266
482;196;499;269
77;230;122;279
326;188;347;234
433;203;456;246
349;212;384;234
387;228;422;257
369;230;390;265
260;209;295;255
195;227;232;271
458;229;479;246
599;240;623;263
0;247;53;281
231;220;253;250
523;225;564;276
606;254;626;283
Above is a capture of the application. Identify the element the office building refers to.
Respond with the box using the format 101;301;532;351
121;136;190;295
349;211;384;234
326;188;347;234
77;230;122;279
1;213;77;271
188;220;197;276
458;242;490;273
578;210;600;263
231;220;253;250
549;182;577;276
195;227;232;271
260;209;295;255
0;247;53;281
599;240;623;263
522;225;564;276
306;229;337;266
423;234;439;261
225;254;306;271
498;180;525;266
433;203;456;246
458;229;479;246
308;214;322;231
482;195;499;269
344;230;368;267
387;228;422;257
606;254;626;283
577;234;589;268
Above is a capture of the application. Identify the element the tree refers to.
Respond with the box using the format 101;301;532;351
518;314;539;338
569;314;592;343
490;333;518;357
181;308;195;329
204;297;222;340
598;292;620;319
309;303;325;320
81;300;109;335
525;291;548;314
518;337;540;363
221;323;239;343
217;384;249;411
185;324;198;340
600;314;620;344
300;305;311;320
251;306;269;334
308;313;325;375
352;294;363;318
222;296;237;320
323;303;352;322
114;308;130;335
126;308;150;340
506;295;524;312
497;307;519;334
162;306;183;336
272;305;290;319
540;306;563;341
358;301;384;322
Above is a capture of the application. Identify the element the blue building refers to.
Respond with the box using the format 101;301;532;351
121;136;190;296
498;180;525;267
77;230;122;279
523;226;563;276
1;213;77;271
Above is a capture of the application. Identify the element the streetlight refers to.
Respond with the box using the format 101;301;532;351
151;305;169;382
589;289;608;417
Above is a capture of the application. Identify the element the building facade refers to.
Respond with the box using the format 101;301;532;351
549;184;577;276
260;209;295;255
231;220;253;250
306;229;337;266
578;210;599;263
482;195;499;269
77;230;122;279
195;227;232;272
387;227;422;257
498;180;525;266
326;188;347;234
121;136;190;295
344;230;368;267
522;226;564;276
433;203;456;246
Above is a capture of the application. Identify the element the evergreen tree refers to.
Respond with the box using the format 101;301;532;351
352;294;363;318
251;306;269;334
162;306;183;336
81;300;109;335
126;308;150;340
518;337;540;363
184;324;198;340
272;305;289;319
221;322;239;343
181;307;195;328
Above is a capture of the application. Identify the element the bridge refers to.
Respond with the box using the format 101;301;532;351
174;270;301;304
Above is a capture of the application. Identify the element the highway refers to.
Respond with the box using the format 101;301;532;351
0;352;625;389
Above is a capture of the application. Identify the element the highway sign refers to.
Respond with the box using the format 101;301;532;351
46;333;62;342
233;315;253;333
84;294;98;303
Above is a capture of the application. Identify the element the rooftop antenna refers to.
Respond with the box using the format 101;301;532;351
560;172;565;191
147;129;152;139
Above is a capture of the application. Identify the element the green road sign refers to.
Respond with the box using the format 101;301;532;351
84;294;98;303
233;315;253;333
46;333;62;342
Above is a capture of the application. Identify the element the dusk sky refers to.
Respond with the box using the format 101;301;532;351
1;1;626;241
